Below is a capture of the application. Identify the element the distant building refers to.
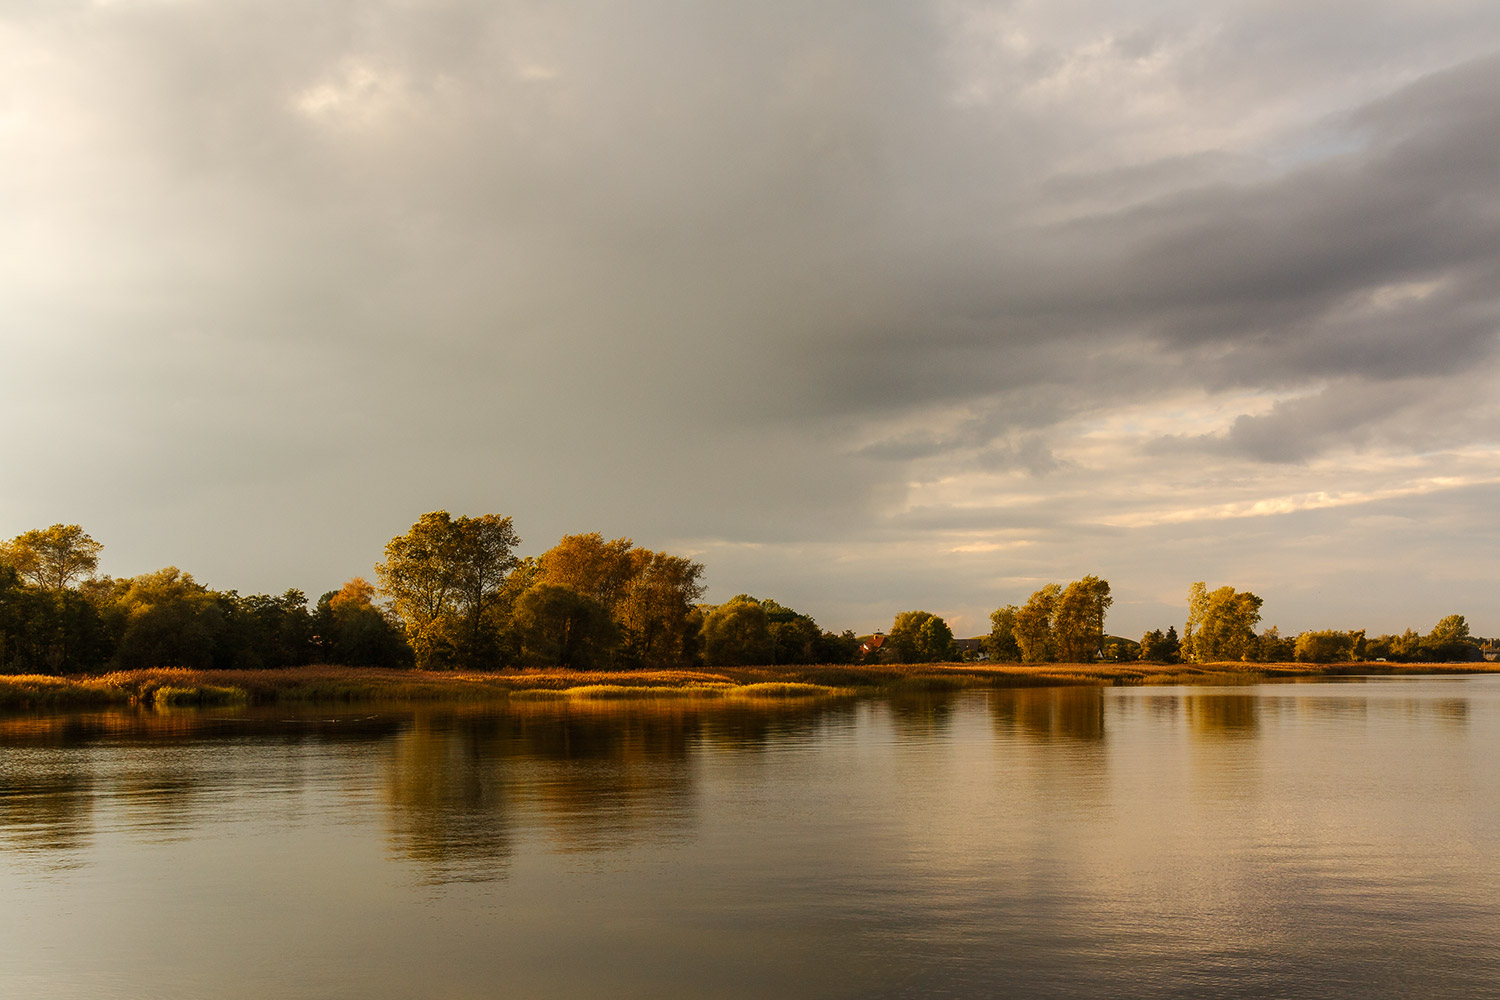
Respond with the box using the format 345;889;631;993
859;633;886;657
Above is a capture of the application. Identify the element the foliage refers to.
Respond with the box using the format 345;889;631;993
531;533;706;670
1054;576;1113;662
887;610;956;664
1254;625;1296;663
1;524;101;591
1015;585;1060;663
514;583;618;669
703;597;773;666
984;605;1022;662
1139;626;1181;664
1294;630;1364;663
376;511;520;670
811;629;861;664
1184;583;1263;662
314;578;412;668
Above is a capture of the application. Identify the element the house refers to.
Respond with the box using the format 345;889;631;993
858;633;886;657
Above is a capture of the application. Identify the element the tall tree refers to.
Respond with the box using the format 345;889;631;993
514;583;618;669
2;524;102;591
984;605;1022;662
888;610;956;663
703;596;773;666
616;548;706;668
1054;576;1112;662
1015;584;1061;663
376;511;520;670
1184;583;1263;662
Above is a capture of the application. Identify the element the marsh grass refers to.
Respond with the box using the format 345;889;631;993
3;660;1495;713
152;684;249;708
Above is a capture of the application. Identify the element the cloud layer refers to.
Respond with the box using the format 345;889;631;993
3;0;1498;638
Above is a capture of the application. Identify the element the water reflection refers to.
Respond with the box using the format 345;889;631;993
885;693;958;738
385;714;514;883
0;765;96;858
989;685;1105;742
1185;693;1259;738
2;677;1499;999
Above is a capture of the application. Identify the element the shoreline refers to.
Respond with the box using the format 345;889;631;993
1;660;1497;711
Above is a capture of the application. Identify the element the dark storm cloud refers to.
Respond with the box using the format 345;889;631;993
821;52;1500;452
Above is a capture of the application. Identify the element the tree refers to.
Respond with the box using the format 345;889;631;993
1293;630;1363;664
1184;583;1263;662
105;567;222;670
314;577;412;668
1;524;102;591
1251;625;1295;663
0;561;110;674
984;605;1022;662
514;583;618;669
811;629;860;664
615;548;706;668
703;597;773;666
1054;576;1112;662
1423;614;1480;662
376;511;520;670
1140;627;1181;664
537;533;637;609
888;610;955;664
1015;584;1061;663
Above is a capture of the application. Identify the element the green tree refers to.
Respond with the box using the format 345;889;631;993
1;524;102;592
1015;584;1061;663
1254;625;1296;663
1422;614;1480;662
888;610;955;664
104;568;222;670
376;511;520;670
514;583;618;668
984;605;1022;662
314;578;412;668
703;597;773;666
1184;583;1263;662
811;629;860;664
1054;576;1112;662
1294;630;1362;664
615;549;706;668
1140;627;1181;664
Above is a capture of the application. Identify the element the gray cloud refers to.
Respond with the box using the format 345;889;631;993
2;1;1498;634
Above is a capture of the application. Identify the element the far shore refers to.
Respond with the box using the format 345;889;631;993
1;660;1497;711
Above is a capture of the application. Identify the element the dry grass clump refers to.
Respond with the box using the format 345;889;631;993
731;682;842;698
0;673;128;710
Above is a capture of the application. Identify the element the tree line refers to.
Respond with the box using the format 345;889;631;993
0;519;1490;673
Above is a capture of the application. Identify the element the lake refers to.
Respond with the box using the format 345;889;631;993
3;676;1499;998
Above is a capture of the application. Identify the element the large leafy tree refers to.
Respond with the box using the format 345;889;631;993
888;610;956;664
1054;576;1112;662
984;605;1022;662
703;596;773;666
617;548;706;668
1184;582;1264;662
514;583;618;669
377;511;520;670
1015;584;1061;663
531;534;705;669
314;577;412;668
2;524;102;592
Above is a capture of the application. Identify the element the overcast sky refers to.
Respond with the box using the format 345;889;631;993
3;0;1498;639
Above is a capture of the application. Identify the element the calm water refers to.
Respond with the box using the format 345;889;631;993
3;677;1499;998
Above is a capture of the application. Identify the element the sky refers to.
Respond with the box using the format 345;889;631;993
3;0;1498;640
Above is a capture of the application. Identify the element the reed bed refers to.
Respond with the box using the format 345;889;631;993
2;660;1494;713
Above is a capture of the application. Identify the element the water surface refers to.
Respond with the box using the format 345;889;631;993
3;677;1498;998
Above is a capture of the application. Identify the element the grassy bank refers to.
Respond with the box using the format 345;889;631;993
1;660;1495;711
